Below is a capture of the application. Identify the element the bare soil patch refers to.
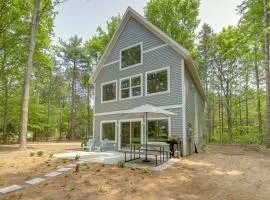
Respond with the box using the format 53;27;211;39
0;142;80;187
1;144;270;200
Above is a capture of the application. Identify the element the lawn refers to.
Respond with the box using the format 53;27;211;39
0;143;270;200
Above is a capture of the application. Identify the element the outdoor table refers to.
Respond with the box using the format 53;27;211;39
123;143;169;166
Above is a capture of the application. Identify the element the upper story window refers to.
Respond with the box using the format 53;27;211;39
101;80;117;103
120;43;142;70
146;67;170;96
120;74;142;100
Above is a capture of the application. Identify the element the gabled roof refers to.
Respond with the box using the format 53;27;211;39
92;7;206;101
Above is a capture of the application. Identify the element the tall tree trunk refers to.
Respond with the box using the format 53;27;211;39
19;0;41;150
226;98;233;142
245;77;249;135
207;105;212;143
70;61;76;140
221;100;224;138
3;78;8;143
86;83;91;140
239;97;242;135
263;0;270;148
254;46;263;143
46;74;52;141
218;97;222;143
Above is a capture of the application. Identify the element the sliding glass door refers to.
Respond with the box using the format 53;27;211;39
120;120;141;149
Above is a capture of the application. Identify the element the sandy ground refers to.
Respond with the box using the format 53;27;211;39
0;143;270;200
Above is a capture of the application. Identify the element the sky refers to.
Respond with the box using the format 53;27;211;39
54;0;243;42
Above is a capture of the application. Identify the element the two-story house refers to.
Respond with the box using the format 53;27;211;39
92;7;206;156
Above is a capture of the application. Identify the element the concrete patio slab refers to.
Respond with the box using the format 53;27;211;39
75;160;86;164
45;171;63;177
54;151;124;164
65;163;76;168
54;151;177;171
25;178;46;185
0;185;22;194
56;167;72;172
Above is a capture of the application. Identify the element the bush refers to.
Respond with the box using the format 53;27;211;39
142;167;150;173
75;164;80;172
30;152;35;157
37;151;44;157
74;154;80;160
117;160;125;168
49;153;54;158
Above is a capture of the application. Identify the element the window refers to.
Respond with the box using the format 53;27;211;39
101;81;117;102
120;43;142;69
120;74;142;99
101;121;116;142
148;119;169;142
146;67;169;95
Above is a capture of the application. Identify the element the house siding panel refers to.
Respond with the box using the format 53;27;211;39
106;18;165;64
94;107;183;151
185;70;205;153
96;45;183;113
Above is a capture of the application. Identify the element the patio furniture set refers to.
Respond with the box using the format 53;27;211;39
120;143;171;166
82;138;110;152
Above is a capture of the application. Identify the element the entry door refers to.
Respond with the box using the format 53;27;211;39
120;121;141;149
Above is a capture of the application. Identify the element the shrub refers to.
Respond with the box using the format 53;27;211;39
75;163;80;172
74;154;80;160
30;152;35;157
142;167;150;173
117;160;125;168
37;151;44;157
69;183;76;191
49;153;54;158
130;186;137;193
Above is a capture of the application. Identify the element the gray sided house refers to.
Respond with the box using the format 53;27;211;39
92;7;206;156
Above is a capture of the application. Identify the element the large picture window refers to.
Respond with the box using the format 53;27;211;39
146;67;169;95
101;121;116;142
120;74;142;99
102;81;117;102
148;119;169;142
120;43;142;69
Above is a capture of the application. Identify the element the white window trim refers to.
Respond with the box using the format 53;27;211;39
119;42;143;71
101;80;118;104
145;66;170;96
100;120;117;143
119;73;143;101
147;117;171;144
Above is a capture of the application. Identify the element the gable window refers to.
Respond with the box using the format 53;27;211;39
100;121;116;142
120;74;142;100
146;67;170;95
101;80;117;103
120;43;142;70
